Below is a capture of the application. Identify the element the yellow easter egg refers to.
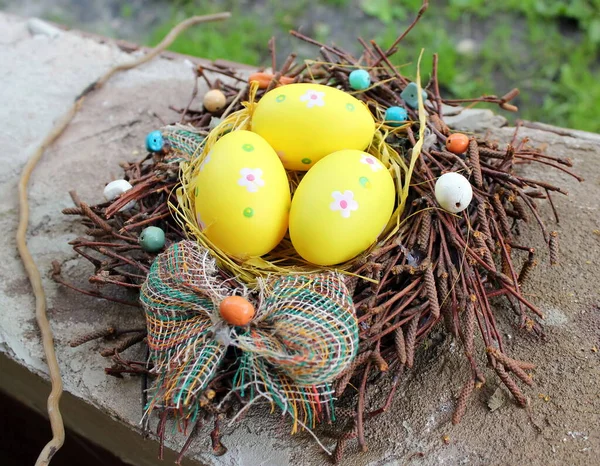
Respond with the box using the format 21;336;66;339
289;150;395;265
194;130;290;258
251;83;375;171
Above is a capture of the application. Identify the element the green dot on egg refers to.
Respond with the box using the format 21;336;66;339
242;143;254;152
243;207;254;218
359;176;371;188
301;158;312;165
276;94;286;103
346;103;355;112
194;186;199;197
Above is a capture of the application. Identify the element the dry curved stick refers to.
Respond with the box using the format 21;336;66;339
16;12;231;466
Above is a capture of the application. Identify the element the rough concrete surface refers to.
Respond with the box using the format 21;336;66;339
0;12;598;466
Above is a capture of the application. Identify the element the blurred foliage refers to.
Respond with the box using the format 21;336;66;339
148;0;600;132
149;1;272;65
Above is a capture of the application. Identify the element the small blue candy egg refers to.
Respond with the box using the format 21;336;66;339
139;226;165;253
400;82;428;109
384;106;408;126
349;69;371;91
145;130;164;153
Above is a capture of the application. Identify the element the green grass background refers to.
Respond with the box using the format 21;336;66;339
147;0;600;132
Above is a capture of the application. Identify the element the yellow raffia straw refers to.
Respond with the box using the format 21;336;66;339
379;49;427;243
173;63;429;285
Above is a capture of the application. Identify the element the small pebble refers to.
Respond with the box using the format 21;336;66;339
103;179;132;201
435;172;473;213
145;130;164;153
203;89;227;113
349;69;371;91
446;133;470;154
103;179;135;211
139;226;165;253
400;82;428;108
384;106;408;126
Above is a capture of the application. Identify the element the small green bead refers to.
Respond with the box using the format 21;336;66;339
139;226;165;253
349;69;371;91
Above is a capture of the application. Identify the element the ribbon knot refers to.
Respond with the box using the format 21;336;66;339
140;241;358;429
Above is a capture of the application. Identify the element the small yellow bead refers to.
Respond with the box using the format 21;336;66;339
203;89;227;113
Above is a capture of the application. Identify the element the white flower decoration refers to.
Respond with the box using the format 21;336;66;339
299;89;325;108
330;190;359;218
238;168;265;193
360;154;383;172
199;151;212;172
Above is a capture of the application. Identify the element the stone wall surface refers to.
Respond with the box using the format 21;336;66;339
1;13;598;466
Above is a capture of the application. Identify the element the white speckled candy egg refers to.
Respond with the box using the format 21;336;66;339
193;130;291;258
289;150;395;265
435;172;473;213
251;83;375;171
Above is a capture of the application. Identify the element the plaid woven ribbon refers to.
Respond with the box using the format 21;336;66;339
140;241;358;429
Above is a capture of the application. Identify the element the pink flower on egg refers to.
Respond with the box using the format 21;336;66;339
299;89;325;108
360;154;383;172
330;190;359;218
238;168;265;193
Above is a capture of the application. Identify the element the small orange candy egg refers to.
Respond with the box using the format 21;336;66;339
248;72;294;89
219;296;255;326
446;133;470;154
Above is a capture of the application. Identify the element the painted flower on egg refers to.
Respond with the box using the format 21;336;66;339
299;89;325;108
330;190;359;218
238;168;265;193
360;154;383;172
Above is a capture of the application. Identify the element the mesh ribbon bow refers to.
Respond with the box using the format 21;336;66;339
140;241;358;429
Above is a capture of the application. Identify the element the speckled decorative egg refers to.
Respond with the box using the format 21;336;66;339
251;83;375;171
435;172;473;213
193;130;291;258
289;150;396;265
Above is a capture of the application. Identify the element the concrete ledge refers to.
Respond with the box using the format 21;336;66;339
1;13;599;465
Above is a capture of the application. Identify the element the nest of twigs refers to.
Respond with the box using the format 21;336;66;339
57;10;581;464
